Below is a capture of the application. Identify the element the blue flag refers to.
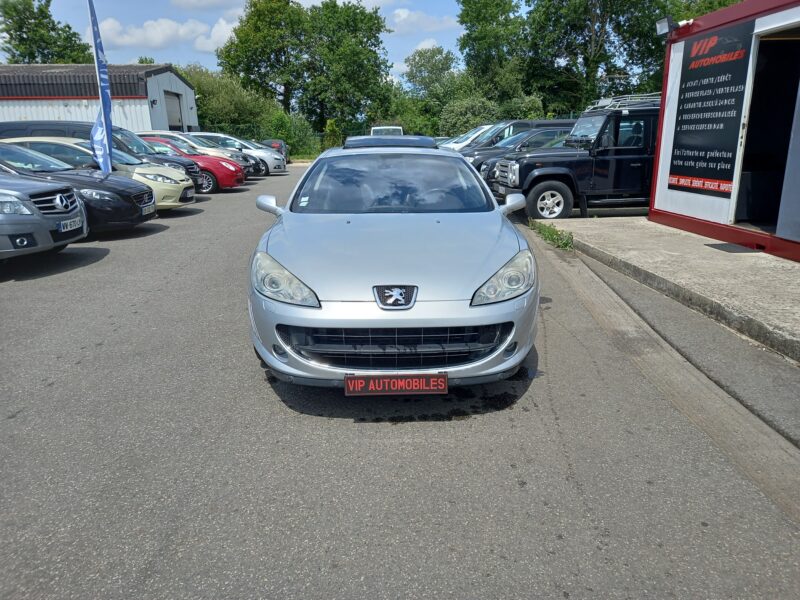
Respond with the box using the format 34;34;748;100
87;0;112;174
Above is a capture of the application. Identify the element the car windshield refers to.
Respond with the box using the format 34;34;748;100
0;143;73;172
184;134;221;148
471;122;507;145
565;115;607;147
496;131;530;148
148;141;180;156
161;137;193;153
292;154;493;214
115;129;155;155
451;125;488;144
77;142;143;165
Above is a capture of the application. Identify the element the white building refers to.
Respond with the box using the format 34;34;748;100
0;64;199;132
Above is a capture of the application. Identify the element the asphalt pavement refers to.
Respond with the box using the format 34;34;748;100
2;167;799;599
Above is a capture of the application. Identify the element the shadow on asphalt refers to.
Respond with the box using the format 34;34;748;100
220;187;251;194
84;222;169;242
0;247;110;282
192;195;212;203
268;348;539;423
157;207;204;218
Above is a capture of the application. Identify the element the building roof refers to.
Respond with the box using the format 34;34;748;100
0;64;193;99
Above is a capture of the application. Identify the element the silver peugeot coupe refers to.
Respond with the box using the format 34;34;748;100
249;136;539;396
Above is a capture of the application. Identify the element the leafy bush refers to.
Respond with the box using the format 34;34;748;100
439;96;500;137
500;94;545;120
322;119;344;149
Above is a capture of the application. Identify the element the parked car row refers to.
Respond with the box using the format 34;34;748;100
0;120;289;259
442;94;662;219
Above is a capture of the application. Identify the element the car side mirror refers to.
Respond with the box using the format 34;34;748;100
500;193;526;215
256;194;283;216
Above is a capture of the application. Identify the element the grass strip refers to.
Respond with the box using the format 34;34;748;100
529;219;574;250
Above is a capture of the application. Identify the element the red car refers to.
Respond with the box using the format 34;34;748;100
142;136;245;194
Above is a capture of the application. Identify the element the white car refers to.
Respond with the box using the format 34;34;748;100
192;132;286;176
440;124;492;151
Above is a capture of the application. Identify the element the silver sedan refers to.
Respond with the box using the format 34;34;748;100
249;137;539;395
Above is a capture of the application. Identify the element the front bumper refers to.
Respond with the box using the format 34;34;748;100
491;182;521;203
83;198;156;231
0;205;88;258
249;285;539;389
156;184;196;209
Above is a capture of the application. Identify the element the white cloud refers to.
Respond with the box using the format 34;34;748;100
194;17;237;53
414;37;437;51
390;9;458;35
170;0;242;8
96;17;210;50
297;0;399;6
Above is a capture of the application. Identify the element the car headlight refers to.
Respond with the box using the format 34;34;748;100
471;250;535;306
466;156;476;164
0;194;32;215
220;161;237;171
79;188;120;202
480;163;489;176
142;173;178;185
509;163;520;187
251;252;320;307
164;162;187;173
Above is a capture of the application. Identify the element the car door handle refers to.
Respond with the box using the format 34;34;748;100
630;162;642;167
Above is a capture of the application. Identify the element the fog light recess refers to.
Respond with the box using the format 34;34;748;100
503;342;518;358
272;344;288;361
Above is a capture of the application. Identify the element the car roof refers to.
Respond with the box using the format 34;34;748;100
343;135;437;149
322;145;462;159
3;136;87;146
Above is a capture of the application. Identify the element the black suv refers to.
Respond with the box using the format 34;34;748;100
0;121;203;190
492;94;661;219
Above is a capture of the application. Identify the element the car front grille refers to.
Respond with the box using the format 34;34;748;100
29;190;78;214
496;160;513;186
276;323;514;370
185;163;200;177
131;191;154;206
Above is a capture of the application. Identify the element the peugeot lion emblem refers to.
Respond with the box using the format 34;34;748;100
54;194;69;210
384;287;406;306
374;285;418;310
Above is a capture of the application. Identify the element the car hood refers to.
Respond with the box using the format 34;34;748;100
0;173;71;195
264;211;522;301
33;170;151;194
502;147;587;161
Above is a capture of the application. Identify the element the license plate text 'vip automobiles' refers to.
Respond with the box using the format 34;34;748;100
344;374;448;396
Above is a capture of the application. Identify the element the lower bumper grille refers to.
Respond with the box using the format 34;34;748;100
131;191;154;206
276;323;514;370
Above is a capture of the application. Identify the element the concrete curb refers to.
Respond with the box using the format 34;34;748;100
565;236;800;363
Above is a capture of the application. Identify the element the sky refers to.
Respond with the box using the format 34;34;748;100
50;0;465;82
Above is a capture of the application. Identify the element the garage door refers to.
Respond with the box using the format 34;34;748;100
164;92;183;131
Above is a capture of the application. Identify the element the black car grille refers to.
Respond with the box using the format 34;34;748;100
496;160;513;186
131;191;154;206
185;163;200;176
276;323;514;370
29;189;78;214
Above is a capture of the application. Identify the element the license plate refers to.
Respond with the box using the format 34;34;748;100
58;216;82;232
498;186;506;194
141;204;155;215
344;374;448;396
183;188;195;198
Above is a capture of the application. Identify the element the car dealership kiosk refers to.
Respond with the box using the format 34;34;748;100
650;0;800;261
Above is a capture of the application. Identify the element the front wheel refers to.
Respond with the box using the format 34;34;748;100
255;160;268;176
525;181;574;219
198;170;218;194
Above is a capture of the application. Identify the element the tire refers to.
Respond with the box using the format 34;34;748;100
255;160;268;176
260;160;270;176
198;170;218;194
525;180;574;219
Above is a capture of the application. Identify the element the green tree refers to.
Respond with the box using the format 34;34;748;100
0;0;91;64
300;0;390;130
439;96;499;136
500;94;544;119
404;46;457;99
322;118;343;149
218;0;308;112
457;0;524;103
178;64;276;133
137;56;156;65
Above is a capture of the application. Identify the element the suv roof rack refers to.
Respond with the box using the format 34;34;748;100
342;135;438;149
584;92;662;112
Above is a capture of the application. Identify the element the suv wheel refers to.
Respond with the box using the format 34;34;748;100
526;181;573;219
